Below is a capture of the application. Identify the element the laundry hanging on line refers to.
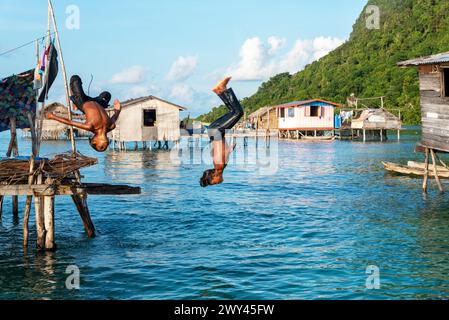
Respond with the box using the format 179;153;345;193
34;43;59;102
0;70;36;132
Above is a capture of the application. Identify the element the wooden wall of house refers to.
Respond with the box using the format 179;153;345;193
141;99;181;141
419;64;449;152
278;105;334;130
256;109;279;129
111;104;144;142
109;98;181;142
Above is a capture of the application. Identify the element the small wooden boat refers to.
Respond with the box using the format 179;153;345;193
301;136;336;141
407;161;449;172
382;161;449;178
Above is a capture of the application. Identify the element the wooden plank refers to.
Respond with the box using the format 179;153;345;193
421;103;449;115
420;73;441;92
421;138;449;154
421;90;449;103
422;126;449;138
82;184;141;195
0;183;141;196
421;130;449;146
421;90;442;99
422;118;449;129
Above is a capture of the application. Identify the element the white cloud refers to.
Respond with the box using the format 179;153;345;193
268;36;286;55
120;83;160;100
170;83;194;104
226;37;270;81
110;65;146;84
227;36;344;81
166;56;198;81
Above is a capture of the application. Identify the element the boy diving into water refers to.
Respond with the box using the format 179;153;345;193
200;77;244;187
46;75;121;152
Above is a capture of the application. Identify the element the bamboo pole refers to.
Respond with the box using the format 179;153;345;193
24;114;37;247
48;1;94;237
423;148;430;194
48;0;76;154
23;194;33;246
431;149;444;194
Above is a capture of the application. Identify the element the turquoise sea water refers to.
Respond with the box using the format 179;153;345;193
1;127;449;300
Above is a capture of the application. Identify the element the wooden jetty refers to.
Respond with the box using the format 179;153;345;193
0;0;141;251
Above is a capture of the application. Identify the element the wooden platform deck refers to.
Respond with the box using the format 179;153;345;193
0;153;141;251
0;183;141;196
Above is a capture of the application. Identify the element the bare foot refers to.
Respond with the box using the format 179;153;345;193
212;76;232;95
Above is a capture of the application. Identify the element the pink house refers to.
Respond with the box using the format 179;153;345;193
273;99;340;139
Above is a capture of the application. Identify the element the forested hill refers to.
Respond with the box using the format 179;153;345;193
198;0;449;124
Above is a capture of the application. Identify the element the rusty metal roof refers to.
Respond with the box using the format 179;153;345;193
397;51;449;67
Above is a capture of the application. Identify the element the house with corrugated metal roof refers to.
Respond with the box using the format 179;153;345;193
107;95;187;151
271;99;341;140
398;51;449;153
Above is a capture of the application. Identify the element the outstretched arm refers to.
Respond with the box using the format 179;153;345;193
109;99;122;126
46;112;94;132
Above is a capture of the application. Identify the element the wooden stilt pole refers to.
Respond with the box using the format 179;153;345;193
0;196;3;221
12;196;19;223
43;195;56;250
7;117;20;222
431;149;444;194
35;174;46;250
423;148;430;194
23;195;33;247
24;114;37;247
7;117;19;157
48;0;76;154
72;194;96;238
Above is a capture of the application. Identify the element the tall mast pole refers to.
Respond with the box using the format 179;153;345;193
48;0;77;154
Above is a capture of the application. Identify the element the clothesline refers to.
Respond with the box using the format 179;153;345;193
0;32;55;58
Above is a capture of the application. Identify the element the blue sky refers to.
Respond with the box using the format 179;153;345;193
1;0;367;116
